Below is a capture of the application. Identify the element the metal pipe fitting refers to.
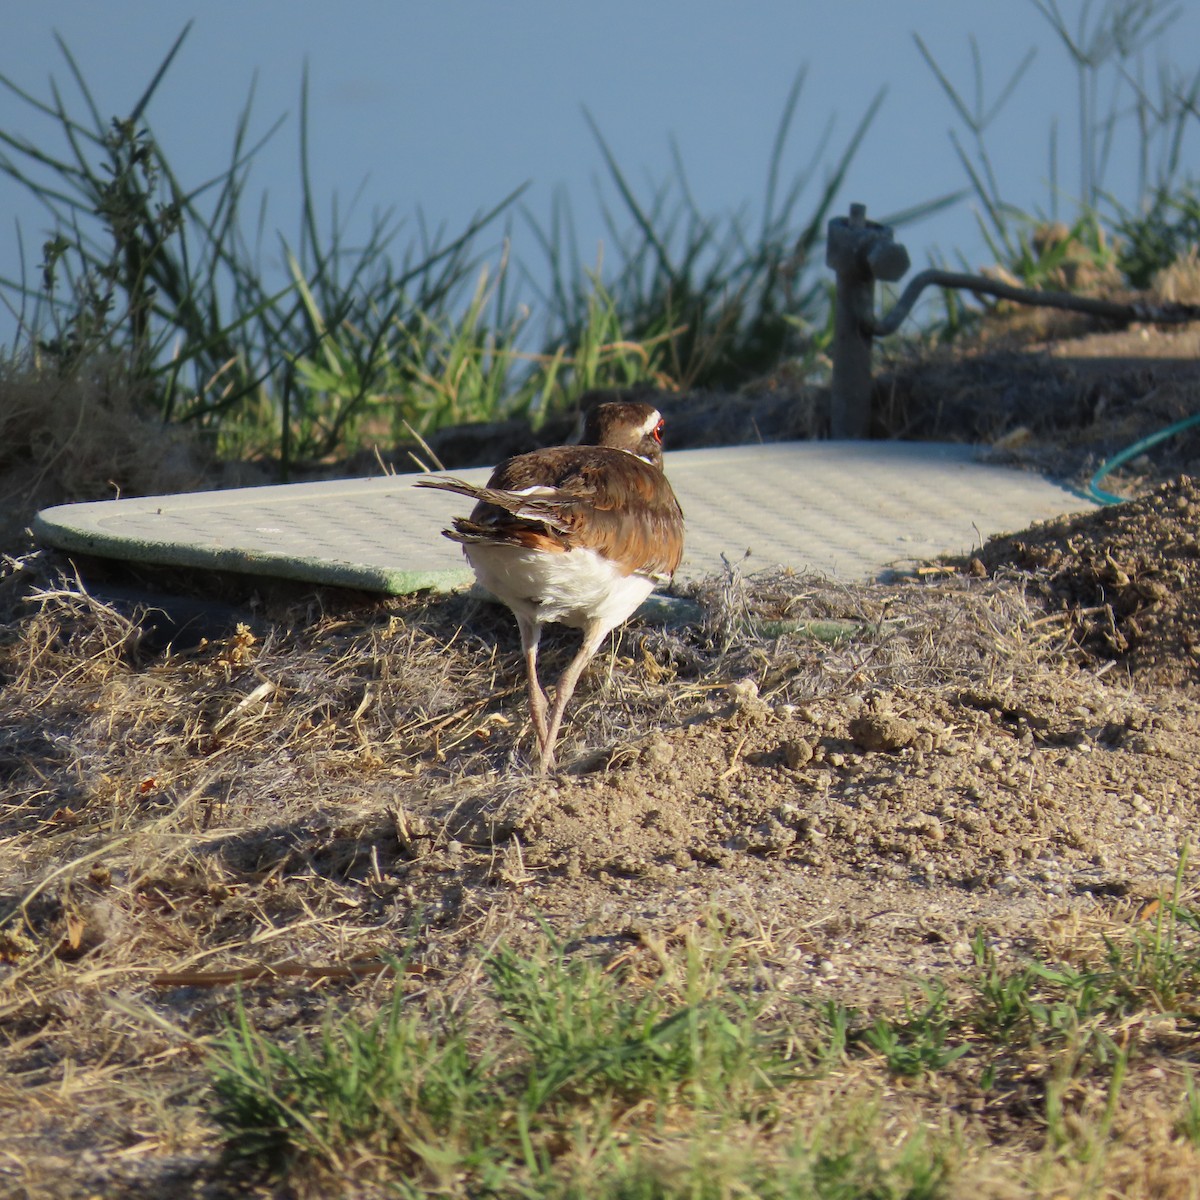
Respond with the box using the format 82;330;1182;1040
825;203;909;438
823;201;1200;439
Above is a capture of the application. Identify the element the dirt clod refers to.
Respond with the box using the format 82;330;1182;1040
848;710;919;752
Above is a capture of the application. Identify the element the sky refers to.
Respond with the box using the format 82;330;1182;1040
2;1;1198;348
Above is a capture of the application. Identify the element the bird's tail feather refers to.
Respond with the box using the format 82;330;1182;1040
415;477;572;531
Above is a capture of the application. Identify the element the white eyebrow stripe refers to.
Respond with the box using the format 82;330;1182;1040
638;408;663;437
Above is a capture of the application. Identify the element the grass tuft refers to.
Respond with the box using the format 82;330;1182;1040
205;925;961;1197
210;981;498;1185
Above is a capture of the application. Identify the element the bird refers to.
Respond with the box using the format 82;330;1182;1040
416;398;685;772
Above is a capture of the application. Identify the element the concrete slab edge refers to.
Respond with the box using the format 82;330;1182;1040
31;511;476;595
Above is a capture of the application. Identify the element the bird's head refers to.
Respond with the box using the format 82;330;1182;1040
580;400;666;467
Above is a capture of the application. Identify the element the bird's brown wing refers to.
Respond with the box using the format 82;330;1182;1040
540;451;684;578
418;446;684;577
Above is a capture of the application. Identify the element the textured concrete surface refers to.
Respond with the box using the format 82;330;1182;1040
34;441;1097;591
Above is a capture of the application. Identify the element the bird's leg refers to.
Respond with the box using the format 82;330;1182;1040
516;615;550;751
539;623;608;773
526;652;550;750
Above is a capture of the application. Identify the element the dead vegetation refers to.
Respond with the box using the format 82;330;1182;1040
3;325;1200;1194
0;358;220;555
2;517;1200;1194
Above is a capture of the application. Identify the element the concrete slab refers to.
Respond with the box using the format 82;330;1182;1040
33;441;1097;592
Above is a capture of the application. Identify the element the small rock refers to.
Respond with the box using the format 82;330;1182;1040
605;855;651;878
689;844;733;867
735;818;795;854
641;737;676;767
848;712;918;752
781;738;814;769
727;678;760;707
797;816;825;843
902;813;945;842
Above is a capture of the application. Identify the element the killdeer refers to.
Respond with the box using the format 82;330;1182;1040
417;399;685;771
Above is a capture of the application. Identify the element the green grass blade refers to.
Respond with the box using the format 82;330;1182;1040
583;107;675;280
126;22;194;124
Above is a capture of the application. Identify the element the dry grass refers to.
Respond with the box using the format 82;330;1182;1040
2;548;1198;1195
1152;247;1200;306
0;359;219;555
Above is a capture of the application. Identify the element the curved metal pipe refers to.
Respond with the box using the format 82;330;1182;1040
870;268;1200;337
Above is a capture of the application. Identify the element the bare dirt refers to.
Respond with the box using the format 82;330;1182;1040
475;471;1200;993
3;319;1200;1195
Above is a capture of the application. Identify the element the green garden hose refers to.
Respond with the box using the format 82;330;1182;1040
1086;411;1200;504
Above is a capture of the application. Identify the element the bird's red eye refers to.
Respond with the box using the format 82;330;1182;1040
653;419;664;443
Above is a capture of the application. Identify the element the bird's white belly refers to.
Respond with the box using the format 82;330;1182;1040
465;542;655;632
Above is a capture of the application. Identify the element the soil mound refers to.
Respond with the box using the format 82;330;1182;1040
977;475;1200;685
